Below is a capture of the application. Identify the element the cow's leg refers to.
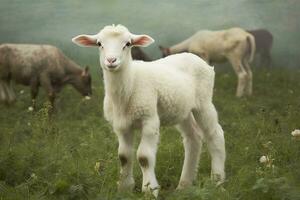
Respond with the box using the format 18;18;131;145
1;79;15;104
228;56;248;97
137;114;160;197
243;60;253;96
5;79;16;104
262;51;272;67
176;113;203;190
40;73;55;110
193;102;226;184
0;80;7;103
7;81;16;103
29;78;39;110
115;127;135;192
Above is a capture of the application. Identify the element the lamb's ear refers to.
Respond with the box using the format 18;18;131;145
131;34;154;47
72;34;98;47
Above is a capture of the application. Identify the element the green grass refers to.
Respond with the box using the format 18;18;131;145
1;1;300;199
0;67;299;200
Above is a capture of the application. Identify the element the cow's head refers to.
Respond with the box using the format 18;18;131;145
71;66;92;97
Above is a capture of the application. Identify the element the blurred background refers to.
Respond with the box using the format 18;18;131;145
1;0;299;68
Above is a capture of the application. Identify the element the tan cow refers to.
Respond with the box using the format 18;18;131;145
159;28;255;97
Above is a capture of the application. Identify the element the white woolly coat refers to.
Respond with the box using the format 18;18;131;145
103;52;215;132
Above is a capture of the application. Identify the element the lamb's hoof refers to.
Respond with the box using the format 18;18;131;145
117;177;135;192
211;173;225;186
28;106;34;112
142;183;160;198
176;181;192;190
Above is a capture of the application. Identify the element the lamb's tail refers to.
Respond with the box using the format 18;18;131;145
193;56;216;104
246;35;256;63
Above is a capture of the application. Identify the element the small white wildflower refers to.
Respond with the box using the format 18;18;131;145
291;129;300;137
28;106;34;111
30;173;37;179
84;96;91;100
19;90;24;94
27;122;31;126
259;155;269;163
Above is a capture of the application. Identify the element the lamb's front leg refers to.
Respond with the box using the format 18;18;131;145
116;128;135;192
137;115;160;197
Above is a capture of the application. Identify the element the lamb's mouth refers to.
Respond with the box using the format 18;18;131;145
106;64;120;71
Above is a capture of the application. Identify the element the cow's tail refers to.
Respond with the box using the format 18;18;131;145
246;35;256;63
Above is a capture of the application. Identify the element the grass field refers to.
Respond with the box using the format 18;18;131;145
0;66;299;200
1;0;300;199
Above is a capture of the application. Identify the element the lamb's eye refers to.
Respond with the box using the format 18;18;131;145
97;41;102;47
126;42;131;47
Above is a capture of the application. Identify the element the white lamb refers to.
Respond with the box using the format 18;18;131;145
72;24;226;197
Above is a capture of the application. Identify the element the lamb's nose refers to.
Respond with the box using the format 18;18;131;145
107;57;117;64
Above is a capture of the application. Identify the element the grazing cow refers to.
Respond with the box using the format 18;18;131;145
132;47;151;61
247;29;273;67
72;24;225;197
159;28;256;97
0;44;92;109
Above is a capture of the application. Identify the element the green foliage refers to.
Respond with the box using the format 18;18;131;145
0;67;299;199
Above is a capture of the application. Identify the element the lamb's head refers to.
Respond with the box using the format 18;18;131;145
72;24;154;72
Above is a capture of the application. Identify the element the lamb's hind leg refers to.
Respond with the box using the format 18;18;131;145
176;113;203;190
116;127;135;192
193;102;226;184
137;114;160;197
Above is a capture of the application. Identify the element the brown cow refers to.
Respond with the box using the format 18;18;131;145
247;29;273;67
0;44;92;109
